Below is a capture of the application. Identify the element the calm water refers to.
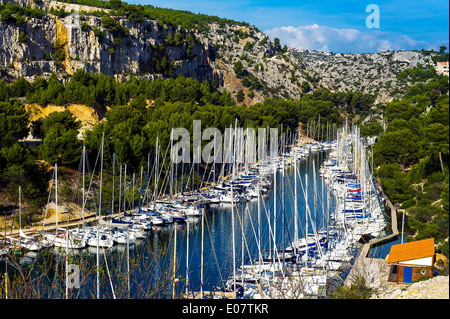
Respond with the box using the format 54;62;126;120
2;151;345;299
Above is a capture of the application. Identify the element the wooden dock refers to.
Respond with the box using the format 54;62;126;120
6;211;128;238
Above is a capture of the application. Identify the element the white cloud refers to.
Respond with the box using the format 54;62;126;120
264;24;439;53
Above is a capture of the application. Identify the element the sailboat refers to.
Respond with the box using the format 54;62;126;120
85;229;114;248
5;187;48;252
43;163;87;250
86;133;115;249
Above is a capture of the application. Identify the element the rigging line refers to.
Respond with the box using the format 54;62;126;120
82;139;102;216
246;196;263;262
180;163;190;193
145;149;158;206
136;150;155;209
234;201;264;297
186;225;205;299
203;207;225;288
297;168;326;260
175;225;195;299
41;168;54;231
184;160;195;193
277;169;296;251
260;186;284;266
154;139;172;198
102;245;116;299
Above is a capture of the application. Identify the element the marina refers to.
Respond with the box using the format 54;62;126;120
1;121;390;299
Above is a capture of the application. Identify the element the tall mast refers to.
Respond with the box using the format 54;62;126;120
55;162;58;234
230;124;236;292
258;188;262;268
123;164;127;216
273;163;277;267
82;145;86;228
186;221;190;297
170;129;174;198
112;153;115;215
18;186;21;233
304;173;308;266
281;137;285;276
154;137;159;209
97;132;104;299
294;153;298;256
172;222;177;299
200;206;205;298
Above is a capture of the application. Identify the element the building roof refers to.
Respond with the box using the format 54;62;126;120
437;61;449;66
387;238;435;264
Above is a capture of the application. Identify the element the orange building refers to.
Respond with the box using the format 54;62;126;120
386;238;435;284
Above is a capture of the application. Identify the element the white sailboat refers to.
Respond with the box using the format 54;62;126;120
43;163;87;250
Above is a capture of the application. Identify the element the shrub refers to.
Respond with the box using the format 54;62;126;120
401;199;416;209
18;31;29;43
329;276;372;299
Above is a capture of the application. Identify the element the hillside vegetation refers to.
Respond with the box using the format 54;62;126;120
0;0;448;261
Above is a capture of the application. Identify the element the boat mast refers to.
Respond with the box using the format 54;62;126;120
55;162;58;234
97;132;104;299
172;222;177;299
230;124;236;292
112;153;115;215
294;153;298;257
281;133;285;276
186;221;190;297
201;205;205;298
82;145;86;228
18;186;21;234
258;188;262;269
304;173;308;266
154;137;159;209
123;164;127;216
273;163;276;269
170;128;174;198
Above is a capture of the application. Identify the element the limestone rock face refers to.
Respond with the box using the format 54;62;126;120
0;1;306;104
1;0;441;104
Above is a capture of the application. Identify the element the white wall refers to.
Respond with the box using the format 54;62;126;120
399;256;433;267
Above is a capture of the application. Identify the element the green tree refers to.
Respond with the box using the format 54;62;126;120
40;128;82;165
40;110;82;138
233;60;245;78
273;37;281;51
374;129;419;171
301;81;311;93
109;0;123;10
0;80;9;102
0;101;30;148
174;32;183;46
0;143;34;169
18;31;29;43
236;90;244;102
359;121;383;137
101;14;121;33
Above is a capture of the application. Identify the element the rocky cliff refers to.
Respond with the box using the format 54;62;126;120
1;0;310;104
295;49;440;103
0;0;442;104
1;1;213;80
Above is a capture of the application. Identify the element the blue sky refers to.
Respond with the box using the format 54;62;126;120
127;0;449;53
